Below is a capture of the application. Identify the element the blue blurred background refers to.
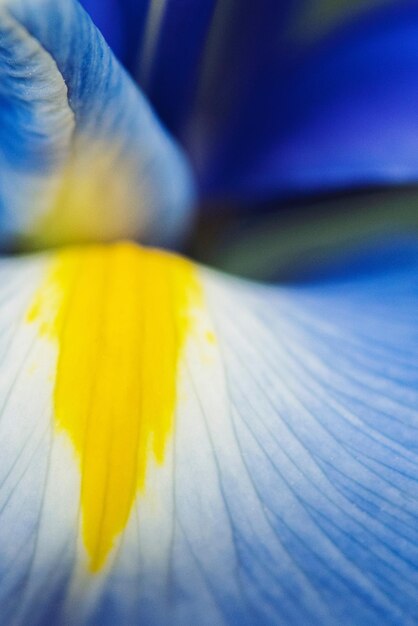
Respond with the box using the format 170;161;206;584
79;1;418;279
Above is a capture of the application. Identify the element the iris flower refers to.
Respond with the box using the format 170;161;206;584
1;1;418;624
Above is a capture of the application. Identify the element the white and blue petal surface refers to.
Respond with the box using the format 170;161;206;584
0;0;195;248
0;241;417;624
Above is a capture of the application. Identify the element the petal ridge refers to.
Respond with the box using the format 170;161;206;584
0;0;195;248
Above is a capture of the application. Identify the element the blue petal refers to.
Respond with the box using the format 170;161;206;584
0;239;418;624
80;0;418;204
81;0;149;73
0;0;195;248
211;2;418;203
78;0;126;60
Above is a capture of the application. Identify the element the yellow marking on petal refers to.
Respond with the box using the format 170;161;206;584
27;242;203;572
205;330;216;344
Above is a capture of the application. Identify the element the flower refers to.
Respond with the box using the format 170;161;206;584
0;1;418;625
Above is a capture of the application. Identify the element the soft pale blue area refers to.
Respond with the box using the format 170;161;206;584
80;0;418;205
181;239;418;625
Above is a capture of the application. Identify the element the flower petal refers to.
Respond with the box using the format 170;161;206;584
188;1;418;202
80;0;418;204
0;0;195;249
0;239;418;624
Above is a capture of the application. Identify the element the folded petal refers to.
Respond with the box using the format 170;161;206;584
0;239;418;624
0;0;195;249
80;0;418;204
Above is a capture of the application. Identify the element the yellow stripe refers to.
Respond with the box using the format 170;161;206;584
27;242;203;572
20;144;145;250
